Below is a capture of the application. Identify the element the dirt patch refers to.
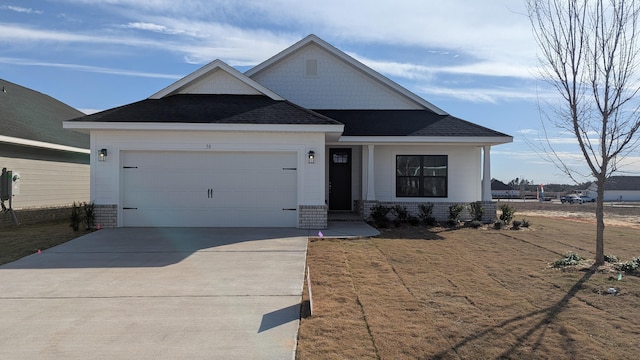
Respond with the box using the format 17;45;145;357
298;216;640;359
501;200;640;229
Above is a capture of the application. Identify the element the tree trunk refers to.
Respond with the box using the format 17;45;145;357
595;177;606;265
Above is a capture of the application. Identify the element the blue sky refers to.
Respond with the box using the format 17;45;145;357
2;0;638;185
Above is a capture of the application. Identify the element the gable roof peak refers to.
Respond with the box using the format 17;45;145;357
246;34;448;115
149;59;284;100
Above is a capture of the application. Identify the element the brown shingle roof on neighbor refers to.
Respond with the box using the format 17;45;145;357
67;94;342;125
315;110;511;137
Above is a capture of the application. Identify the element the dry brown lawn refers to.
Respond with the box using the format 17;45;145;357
297;215;640;359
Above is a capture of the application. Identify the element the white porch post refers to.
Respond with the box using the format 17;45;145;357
482;146;491;201
366;144;376;200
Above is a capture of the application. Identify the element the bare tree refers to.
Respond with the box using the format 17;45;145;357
527;0;640;265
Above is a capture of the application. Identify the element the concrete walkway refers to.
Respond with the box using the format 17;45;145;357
0;222;377;359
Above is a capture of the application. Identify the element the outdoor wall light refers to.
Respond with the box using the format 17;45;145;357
98;148;108;162
308;150;315;164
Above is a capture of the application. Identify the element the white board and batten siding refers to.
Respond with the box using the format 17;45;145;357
120;151;297;227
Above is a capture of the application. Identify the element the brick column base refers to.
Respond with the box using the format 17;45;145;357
298;205;327;229
95;204;117;228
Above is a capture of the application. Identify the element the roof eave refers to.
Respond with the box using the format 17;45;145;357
63;121;344;134
335;135;514;146
0;135;90;153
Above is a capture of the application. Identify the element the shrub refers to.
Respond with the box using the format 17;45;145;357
407;216;420;226
493;220;504;229
615;257;640;273
468;201;485;222
521;219;530;228
70;202;82;231
448;204;465;226
418;203;437;226
553;252;584;267
511;220;522;230
391;205;409;223
499;204;515;225
604;254;619;263
82;202;95;230
370;204;391;228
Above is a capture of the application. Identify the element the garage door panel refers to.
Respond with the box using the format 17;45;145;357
122;151;298;227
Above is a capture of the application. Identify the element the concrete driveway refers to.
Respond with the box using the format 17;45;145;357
0;227;311;359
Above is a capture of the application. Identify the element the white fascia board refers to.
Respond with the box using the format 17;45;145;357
335;136;514;146
0;135;90;153
63;121;344;134
149;59;284;100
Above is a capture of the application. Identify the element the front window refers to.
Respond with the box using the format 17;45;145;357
396;155;448;197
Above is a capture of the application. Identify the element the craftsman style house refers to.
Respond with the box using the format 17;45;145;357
64;35;512;229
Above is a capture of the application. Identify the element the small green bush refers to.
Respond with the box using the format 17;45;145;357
448;204;464;226
499;204;515;225
82;202;95;230
615;257;640;273
511;220;522;230
407;216;420;226
604;254;619;263
70;202;82;231
553;252;584;267
493;220;504;229
391;205;409;222
468;201;485;222
370;204;391;228
521;219;530;228
418;204;437;226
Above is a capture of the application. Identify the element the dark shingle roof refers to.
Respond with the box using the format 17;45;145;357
314;110;511;137
67;94;342;125
1;79;88;148
604;176;640;190
491;179;515;191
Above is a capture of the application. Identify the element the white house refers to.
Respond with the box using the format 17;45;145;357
63;35;512;229
1;79;89;211
585;176;640;201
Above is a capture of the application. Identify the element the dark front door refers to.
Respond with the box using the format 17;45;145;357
329;148;352;210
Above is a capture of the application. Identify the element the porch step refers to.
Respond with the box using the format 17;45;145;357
327;212;364;222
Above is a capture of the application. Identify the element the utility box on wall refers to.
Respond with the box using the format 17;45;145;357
1;168;12;201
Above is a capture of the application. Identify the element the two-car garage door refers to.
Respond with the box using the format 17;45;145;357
121;151;298;227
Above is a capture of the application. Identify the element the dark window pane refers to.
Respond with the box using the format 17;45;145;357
423;177;447;197
396;155;421;176
397;177;420;196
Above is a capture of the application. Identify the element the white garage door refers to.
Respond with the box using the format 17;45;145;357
121;151;298;227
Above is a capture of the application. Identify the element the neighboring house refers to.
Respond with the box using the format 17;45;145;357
584;176;640;201
491;179;519;199
1;79;89;210
64;34;512;229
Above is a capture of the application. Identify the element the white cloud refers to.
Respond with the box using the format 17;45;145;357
0;5;43;14
418;85;542;103
0;57;182;79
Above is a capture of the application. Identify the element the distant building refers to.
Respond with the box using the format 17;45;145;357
584;176;640;201
491;179;519;199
